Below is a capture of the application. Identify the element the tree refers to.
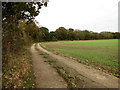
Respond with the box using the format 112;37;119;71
49;31;57;41
55;27;68;40
2;2;48;24
112;32;120;39
68;28;74;32
99;32;114;39
24;21;41;42
67;28;75;40
77;31;85;40
39;27;50;41
83;30;91;40
2;1;48;64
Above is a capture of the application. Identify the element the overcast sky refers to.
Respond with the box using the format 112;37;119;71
35;0;119;33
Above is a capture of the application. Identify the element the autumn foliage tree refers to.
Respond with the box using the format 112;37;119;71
55;27;68;40
2;1;48;64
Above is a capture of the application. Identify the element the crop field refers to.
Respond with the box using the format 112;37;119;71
41;39;118;75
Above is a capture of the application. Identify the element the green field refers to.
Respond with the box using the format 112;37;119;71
41;39;118;75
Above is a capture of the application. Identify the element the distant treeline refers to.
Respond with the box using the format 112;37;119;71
21;21;120;42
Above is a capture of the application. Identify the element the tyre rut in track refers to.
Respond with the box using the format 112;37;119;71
30;44;67;88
